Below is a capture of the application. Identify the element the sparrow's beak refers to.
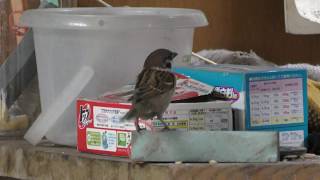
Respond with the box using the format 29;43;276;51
171;52;178;60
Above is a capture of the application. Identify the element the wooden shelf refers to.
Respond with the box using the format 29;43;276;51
0;139;320;179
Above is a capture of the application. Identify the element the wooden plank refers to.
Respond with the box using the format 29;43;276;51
10;0;24;44
169;162;320;180
1;139;320;180
22;0;40;10
0;0;39;64
0;0;10;64
63;0;78;7
131;131;279;163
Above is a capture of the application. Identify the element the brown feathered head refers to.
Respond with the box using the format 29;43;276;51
143;49;178;69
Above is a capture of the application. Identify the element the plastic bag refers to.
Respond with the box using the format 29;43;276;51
295;0;320;24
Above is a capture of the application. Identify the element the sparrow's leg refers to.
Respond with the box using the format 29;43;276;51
134;118;146;132
134;118;142;132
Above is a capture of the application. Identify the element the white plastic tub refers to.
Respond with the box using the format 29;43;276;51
20;7;208;146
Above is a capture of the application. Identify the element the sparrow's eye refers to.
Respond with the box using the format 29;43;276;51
165;62;172;68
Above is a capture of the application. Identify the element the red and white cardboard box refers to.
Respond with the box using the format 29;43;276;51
77;74;233;157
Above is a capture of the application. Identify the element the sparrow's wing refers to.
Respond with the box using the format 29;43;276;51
129;68;176;103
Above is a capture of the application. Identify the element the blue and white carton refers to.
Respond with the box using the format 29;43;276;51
174;65;308;147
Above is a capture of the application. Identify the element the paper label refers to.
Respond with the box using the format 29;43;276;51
93;106;136;130
279;130;304;147
86;128;117;152
117;131;131;148
249;78;304;126
152;107;232;130
204;108;231;130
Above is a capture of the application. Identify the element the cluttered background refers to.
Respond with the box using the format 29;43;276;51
1;0;320;179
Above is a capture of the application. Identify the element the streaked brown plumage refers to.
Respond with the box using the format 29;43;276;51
121;49;177;131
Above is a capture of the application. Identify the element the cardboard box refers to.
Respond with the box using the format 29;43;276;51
77;74;233;157
267;126;307;147
174;65;308;147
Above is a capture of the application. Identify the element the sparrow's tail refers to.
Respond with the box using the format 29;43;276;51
121;108;138;121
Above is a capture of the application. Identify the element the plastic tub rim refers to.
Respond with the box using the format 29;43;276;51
20;7;209;30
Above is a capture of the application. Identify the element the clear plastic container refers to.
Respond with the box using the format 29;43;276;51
20;7;208;146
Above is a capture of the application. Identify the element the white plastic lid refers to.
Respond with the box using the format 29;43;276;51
20;7;208;30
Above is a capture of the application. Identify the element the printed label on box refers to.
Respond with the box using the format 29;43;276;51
249;78;304;126
117;131;131;148
205;109;231;130
86;128;117;152
279;130;304;147
213;86;240;101
189;108;232;130
93;106;136;130
189;109;206;130
152;119;189;130
151;107;232;131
